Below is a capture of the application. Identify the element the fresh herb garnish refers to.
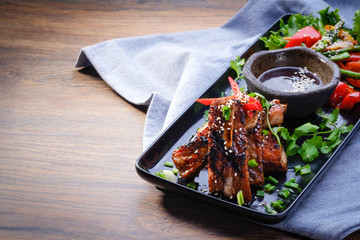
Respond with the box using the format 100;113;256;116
256;190;265;197
265;204;277;214
264;183;275;192
222;106;231;121
248;159;258;167
155;170;165;179
172;168;178;175
284;178;299;189
283;108;353;162
164;161;174;168
262;129;269;136
265;175;279;185
156;170;177;182
230;56;245;81
278;187;291;199
271;199;286;212
187;182;197;189
295;164;312;176
237;190;245;206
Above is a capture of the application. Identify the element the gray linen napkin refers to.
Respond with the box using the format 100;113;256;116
75;0;360;239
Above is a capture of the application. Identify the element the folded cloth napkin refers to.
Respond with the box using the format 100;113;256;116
75;0;360;239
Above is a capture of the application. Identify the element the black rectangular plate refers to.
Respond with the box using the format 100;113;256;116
135;14;360;223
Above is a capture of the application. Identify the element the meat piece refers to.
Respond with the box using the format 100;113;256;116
263;100;287;128
207;98;252;202
262;132;287;174
172;123;209;179
247;112;264;186
244;111;259;131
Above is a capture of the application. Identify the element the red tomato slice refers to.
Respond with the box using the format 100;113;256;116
285;26;321;48
328;82;355;107
346;77;360;88
337;91;360;110
346;61;360;73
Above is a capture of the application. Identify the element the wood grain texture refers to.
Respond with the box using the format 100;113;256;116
0;0;359;239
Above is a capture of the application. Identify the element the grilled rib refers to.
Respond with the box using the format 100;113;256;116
263;100;287;128
262;132;287;174
172;95;288;204
247;111;264;186
207;98;252;202
172;123;209;179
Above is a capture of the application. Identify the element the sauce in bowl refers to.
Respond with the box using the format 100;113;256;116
258;66;323;92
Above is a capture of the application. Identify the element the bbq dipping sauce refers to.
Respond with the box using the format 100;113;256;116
258;66;323;92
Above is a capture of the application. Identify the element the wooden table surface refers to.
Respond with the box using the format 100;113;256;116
1;0;359;239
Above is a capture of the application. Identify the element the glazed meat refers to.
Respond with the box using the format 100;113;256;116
262;132;287;174
247;112;264;187
171;94;288;204
263;100;287;128
207;98;252;202
172;123;209;179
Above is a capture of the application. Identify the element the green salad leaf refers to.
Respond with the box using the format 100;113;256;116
260;7;342;50
317;7;341;26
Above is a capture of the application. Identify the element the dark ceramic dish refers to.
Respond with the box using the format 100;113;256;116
135;14;360;223
243;47;340;119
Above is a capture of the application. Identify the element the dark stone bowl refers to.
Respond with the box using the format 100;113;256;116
243;47;340;119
